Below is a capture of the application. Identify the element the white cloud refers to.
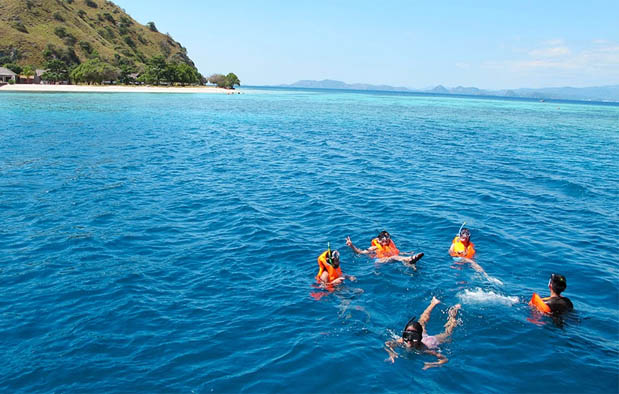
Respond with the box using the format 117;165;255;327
490;41;619;75
528;46;571;57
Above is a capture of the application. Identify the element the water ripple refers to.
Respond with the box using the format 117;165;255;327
0;90;617;392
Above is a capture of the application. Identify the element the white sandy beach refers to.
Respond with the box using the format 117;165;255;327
0;84;240;94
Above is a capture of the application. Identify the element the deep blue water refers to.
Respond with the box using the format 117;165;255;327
1;88;618;393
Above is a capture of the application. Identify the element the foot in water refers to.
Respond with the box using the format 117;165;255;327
408;253;424;264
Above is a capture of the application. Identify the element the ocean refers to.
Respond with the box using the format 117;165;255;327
1;88;618;392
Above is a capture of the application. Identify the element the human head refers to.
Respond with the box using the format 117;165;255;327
378;230;391;245
402;317;423;348
327;250;340;268
459;228;471;241
548;273;567;295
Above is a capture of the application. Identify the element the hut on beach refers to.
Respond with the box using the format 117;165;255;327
35;69;46;84
0;67;17;84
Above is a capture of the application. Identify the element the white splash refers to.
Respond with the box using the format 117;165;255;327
458;288;519;306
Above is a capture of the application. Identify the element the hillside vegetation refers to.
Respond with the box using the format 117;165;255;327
0;0;220;85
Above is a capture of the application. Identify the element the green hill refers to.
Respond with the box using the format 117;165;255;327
0;0;196;73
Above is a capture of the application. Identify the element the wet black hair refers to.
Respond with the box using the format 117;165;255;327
550;273;567;294
460;228;471;238
378;230;390;240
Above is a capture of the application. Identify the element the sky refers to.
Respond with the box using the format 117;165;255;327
113;0;619;89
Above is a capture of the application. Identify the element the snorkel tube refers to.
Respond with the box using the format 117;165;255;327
326;242;333;265
404;316;417;331
458;221;466;236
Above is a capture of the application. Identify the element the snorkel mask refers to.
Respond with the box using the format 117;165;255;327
402;316;422;344
377;231;391;245
402;330;422;343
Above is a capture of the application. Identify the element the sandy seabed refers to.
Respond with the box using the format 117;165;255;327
0;84;240;94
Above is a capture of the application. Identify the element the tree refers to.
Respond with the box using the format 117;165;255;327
123;36;135;48
22;65;35;78
0;47;20;66
208;73;226;88
103;13;116;25
147;22;158;32
169;63;199;85
3;63;22;75
140;55;168;85
70;59;119;84
208;73;240;89
79;41;93;55
118;64;136;84
41;59;69;83
224;72;240;89
43;45;80;67
54;27;67;38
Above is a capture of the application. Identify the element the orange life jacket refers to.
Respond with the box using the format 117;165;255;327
316;250;342;283
449;236;476;258
371;238;400;258
529;293;551;313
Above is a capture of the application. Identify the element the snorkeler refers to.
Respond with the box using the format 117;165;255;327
345;231;424;268
449;227;476;258
449;227;487;275
384;297;461;369
530;273;574;314
316;248;356;286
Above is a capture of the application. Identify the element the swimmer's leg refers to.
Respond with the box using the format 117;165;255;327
409;252;424;264
469;260;486;275
389;255;421;270
434;304;461;344
418;297;441;329
392;254;424;264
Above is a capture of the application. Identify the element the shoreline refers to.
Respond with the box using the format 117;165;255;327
0;84;241;94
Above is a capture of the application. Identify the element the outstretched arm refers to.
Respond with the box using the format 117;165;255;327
346;236;373;255
384;339;402;363
422;350;448;370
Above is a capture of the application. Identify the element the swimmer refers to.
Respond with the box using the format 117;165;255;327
385;297;461;369
536;273;574;314
449;227;486;275
346;230;424;268
316;249;356;287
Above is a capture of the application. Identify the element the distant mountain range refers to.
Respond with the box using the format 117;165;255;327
278;79;619;102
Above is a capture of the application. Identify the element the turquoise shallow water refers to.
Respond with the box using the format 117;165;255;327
0;88;618;392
